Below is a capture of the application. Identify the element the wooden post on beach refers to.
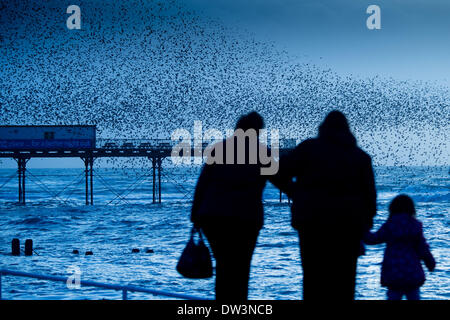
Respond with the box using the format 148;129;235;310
11;238;20;256
25;239;33;256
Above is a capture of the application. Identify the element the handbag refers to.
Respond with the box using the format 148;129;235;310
176;226;213;279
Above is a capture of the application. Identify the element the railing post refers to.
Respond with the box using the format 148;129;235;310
122;289;127;300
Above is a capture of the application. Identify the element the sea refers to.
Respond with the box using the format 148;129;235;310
0;166;448;300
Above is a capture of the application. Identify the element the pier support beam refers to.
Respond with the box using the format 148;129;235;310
150;157;162;204
18;159;22;203
82;156;94;205
15;158;28;204
152;157;156;203
89;157;94;205
84;158;89;205
22;159;26;204
157;157;161;204
279;191;292;204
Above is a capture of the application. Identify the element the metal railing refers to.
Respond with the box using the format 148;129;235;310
96;139;174;150
96;138;299;150
0;269;211;300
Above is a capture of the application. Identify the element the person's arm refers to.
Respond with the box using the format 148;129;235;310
417;228;436;271
364;223;388;245
361;156;377;232
269;154;294;197
269;142;305;198
191;163;212;225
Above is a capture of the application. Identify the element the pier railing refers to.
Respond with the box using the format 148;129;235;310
0;269;211;300
96;138;299;150
96;138;174;150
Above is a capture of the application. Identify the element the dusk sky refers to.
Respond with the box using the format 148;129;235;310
185;0;450;85
0;0;449;168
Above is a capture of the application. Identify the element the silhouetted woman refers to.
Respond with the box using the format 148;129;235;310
275;110;377;300
191;111;278;300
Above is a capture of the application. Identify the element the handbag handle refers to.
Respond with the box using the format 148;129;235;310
190;226;205;244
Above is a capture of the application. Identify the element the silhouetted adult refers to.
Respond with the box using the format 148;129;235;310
274;110;377;300
191;111;279;300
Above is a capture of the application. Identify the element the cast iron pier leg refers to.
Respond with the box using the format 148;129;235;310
17;158;22;203
16;158;27;204
22;159;26;204
89;157;94;205
84;158;89;205
158;158;161;204
152;157;156;204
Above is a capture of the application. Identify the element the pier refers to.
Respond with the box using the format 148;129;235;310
0;138;295;205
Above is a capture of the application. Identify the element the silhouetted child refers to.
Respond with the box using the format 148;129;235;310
364;194;436;300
